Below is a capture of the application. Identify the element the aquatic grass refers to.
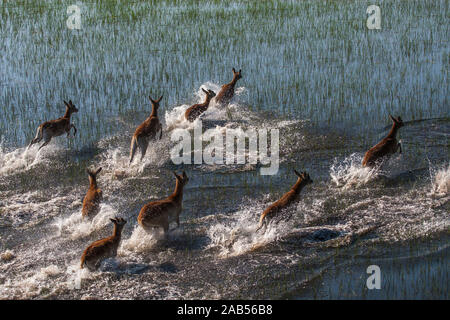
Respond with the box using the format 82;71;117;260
0;0;448;300
1;0;448;148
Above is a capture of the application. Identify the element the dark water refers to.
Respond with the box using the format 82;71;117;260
0;0;449;299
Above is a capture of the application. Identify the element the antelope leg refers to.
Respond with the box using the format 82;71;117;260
71;124;77;136
38;139;51;150
139;138;149;161
162;220;169;235
28;137;40;149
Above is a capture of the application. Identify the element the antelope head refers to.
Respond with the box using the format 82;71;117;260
149;95;163;114
232;67;242;81
201;88;216;100
63;100;79;115
294;169;313;185
389;114;404;128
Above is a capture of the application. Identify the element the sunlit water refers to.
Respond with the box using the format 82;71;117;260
0;0;448;299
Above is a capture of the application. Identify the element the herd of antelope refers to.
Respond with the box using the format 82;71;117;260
25;68;404;270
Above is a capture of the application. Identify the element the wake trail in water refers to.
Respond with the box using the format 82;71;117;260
0;142;65;176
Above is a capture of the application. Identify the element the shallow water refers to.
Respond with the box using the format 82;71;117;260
0;0;449;299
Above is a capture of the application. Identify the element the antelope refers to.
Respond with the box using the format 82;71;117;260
129;95;163;164
362;115;404;167
256;170;313;233
80;217;127;271
185;88;216;122
27;100;78;150
138;171;189;234
82;167;103;219
215;68;242;105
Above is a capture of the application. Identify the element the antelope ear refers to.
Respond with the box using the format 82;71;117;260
86;168;92;175
182;171;187;178
95;167;102;175
157;95;163;103
239;69;241;73
173;171;180;179
389;114;396;122
69;100;73;106
232;67;236;73
293;169;301;177
149;96;155;104
110;218;116;223
396;116;402;122
63;100;70;107
202;88;208;94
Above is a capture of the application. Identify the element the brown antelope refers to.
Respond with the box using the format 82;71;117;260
82;167;103;219
256;170;313;232
28;100;78;150
80;217;127;271
215;68;242;105
185;88;216;122
129;95;163;164
362;115;404;167
138;171;189;234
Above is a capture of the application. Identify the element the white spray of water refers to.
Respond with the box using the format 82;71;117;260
1;190;81;227
119;225;165;255
95;136;170;183
53;203;118;240
0;142;63;176
206;200;298;257
165;82;246;132
65;262;97;291
430;163;450;196
0;264;62;298
330;153;379;188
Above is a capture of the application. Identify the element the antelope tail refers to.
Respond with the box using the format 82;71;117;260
129;136;138;164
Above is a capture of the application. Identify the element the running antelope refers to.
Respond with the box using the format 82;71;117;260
256;170;313;233
362;115;404;167
80;217;126;271
138;171;189;234
82;167;103;219
129;95;163;164
215;68;242;105
185;88;216;122
28;100;78;150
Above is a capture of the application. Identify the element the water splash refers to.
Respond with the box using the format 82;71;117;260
330;153;379;188
0;141;63;176
165;82;247;132
119;225;164;255
206;200;298;257
430;163;450;196
53;203;118;240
